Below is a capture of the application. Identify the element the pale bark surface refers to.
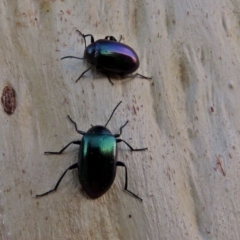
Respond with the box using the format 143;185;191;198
0;0;240;239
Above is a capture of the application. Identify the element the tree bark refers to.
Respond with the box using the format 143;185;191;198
0;0;239;239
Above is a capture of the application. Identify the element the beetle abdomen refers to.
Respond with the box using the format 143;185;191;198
78;134;117;199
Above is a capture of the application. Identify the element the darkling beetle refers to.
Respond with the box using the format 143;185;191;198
61;30;152;85
36;101;147;201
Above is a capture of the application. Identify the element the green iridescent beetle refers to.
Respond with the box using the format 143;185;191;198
36;101;147;201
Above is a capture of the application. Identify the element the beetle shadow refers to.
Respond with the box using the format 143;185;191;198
91;69;150;86
65;61;151;85
63;149;86;197
71;161;92;200
79;69;119;85
70;150;99;200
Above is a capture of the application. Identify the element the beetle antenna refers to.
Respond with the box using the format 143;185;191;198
76;30;87;48
76;30;95;48
105;101;122;127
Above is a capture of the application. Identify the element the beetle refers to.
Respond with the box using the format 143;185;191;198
36;101;147;201
61;30;151;85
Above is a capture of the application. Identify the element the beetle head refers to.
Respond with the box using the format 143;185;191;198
87;125;112;135
84;44;96;65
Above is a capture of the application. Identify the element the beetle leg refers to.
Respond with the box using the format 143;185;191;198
36;163;78;197
123;73;152;80
117;139;148;151
114;120;129;138
76;30;95;47
95;67;114;85
104;36;118;42
44;141;81;155
116;161;142;201
76;66;93;82
67;115;86;135
104;35;122;42
106;74;114;85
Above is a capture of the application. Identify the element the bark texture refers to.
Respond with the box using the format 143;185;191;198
0;0;239;239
